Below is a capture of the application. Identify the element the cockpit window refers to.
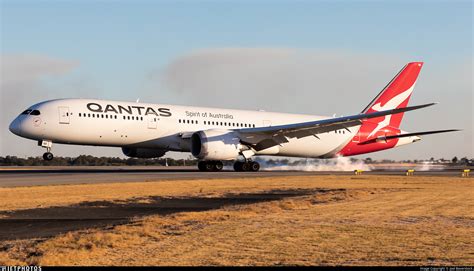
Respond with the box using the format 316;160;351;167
20;109;40;115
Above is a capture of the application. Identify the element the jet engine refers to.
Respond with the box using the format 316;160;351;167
191;129;241;160
122;147;167;158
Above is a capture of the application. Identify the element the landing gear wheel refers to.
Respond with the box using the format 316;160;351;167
241;162;251;172
198;161;206;171
233;161;243;171
204;162;215;171
43;152;54;161
250;161;260;172
198;161;224;172
233;161;260;172
214;161;224;171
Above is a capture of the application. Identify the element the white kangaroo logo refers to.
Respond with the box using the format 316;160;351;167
367;82;416;138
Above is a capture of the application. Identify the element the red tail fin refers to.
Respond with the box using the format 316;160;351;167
362;62;423;130
338;62;423;156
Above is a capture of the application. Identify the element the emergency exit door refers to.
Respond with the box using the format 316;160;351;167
58;106;70;124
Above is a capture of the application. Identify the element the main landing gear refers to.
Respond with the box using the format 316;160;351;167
233;161;260;172
39;140;54;161
197;160;261;172
198;160;224;171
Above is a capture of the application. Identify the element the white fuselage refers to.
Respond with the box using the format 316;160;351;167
10;98;360;158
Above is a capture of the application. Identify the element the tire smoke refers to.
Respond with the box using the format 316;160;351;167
257;157;373;172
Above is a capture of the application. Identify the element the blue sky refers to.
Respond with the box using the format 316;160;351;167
3;1;471;92
1;1;472;159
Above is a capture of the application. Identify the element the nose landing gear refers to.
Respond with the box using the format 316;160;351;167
39;140;54;161
43;152;54;161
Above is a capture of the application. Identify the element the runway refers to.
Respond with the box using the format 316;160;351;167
0;166;468;187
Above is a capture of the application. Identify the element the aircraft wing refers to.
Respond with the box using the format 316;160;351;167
237;103;436;151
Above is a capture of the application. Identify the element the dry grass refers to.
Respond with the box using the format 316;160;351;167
0;175;360;211
0;175;473;265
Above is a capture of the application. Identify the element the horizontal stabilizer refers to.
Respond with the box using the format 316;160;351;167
359;129;460;145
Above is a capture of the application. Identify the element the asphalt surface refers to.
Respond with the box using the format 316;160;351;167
0;166;468;187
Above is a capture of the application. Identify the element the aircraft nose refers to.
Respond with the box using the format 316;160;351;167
9;118;21;136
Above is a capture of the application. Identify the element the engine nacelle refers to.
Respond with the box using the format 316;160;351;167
122;147;167;158
191;129;241;160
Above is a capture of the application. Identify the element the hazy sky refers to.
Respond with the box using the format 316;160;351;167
1;0;472;160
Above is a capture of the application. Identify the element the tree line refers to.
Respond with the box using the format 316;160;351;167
0;155;198;166
0;155;472;167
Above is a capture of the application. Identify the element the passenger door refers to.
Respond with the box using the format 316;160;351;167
148;116;158;129
58;106;70;124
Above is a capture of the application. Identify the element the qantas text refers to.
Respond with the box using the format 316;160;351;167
86;103;172;117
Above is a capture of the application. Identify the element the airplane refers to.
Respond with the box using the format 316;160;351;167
9;62;458;171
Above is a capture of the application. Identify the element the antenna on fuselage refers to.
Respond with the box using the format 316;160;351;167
136;98;140;103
